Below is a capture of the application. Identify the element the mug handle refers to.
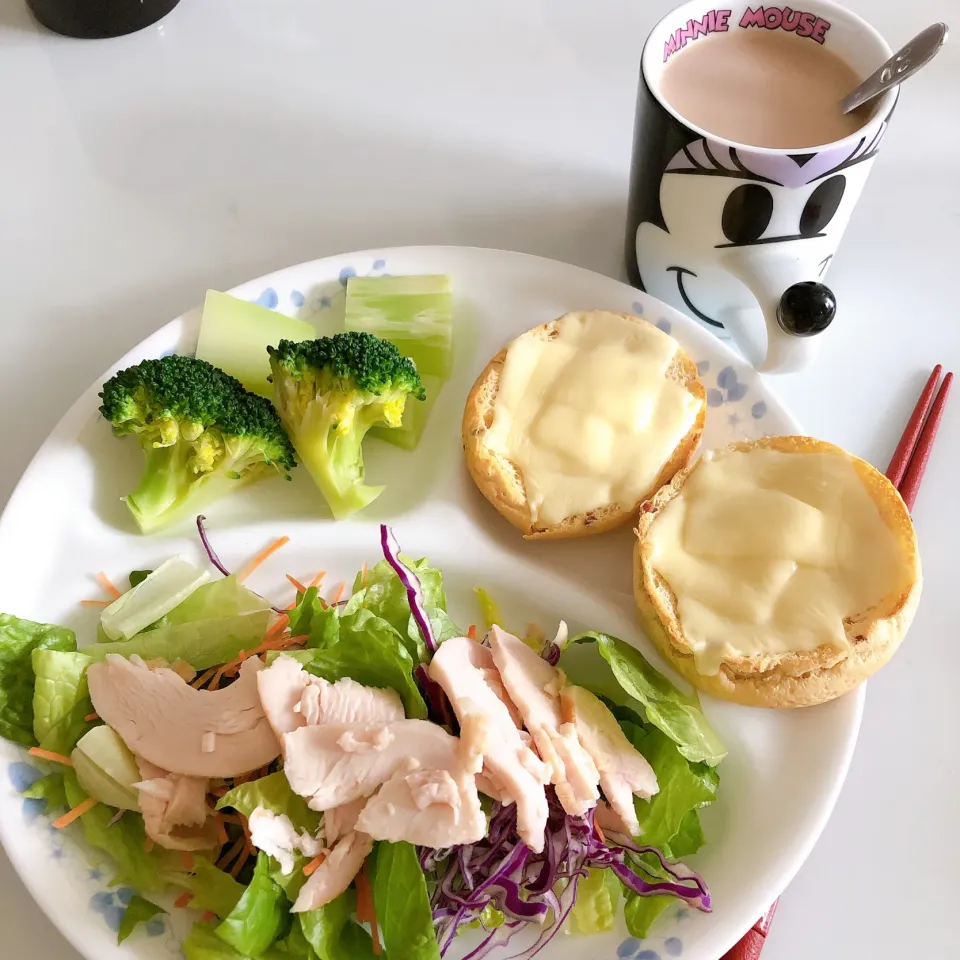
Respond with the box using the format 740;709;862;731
719;251;828;374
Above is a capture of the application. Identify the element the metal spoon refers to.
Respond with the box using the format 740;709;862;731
842;22;949;114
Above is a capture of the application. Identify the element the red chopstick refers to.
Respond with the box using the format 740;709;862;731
886;365;942;489
892;369;952;510
722;365;951;960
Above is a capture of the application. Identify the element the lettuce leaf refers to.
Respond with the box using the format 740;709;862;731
626;725;718;849
568;632;726;766
88;609;273;671
31;650;94;753
473;587;503;631
0;614;76;746
170;858;246;919
667;808;706;859
166;577;272;624
568;867;620;935
217;772;320;834
288;588;340;651
215;852;288;956
623;892;675;940
20;771;68;811
117;894;165;944
371;841;440;960
299;890;374;960
615;721;718;938
185;921;313;960
63;771;179;892
217;771;322;898
183;923;249;960
279;608;427;720
347;558;451;661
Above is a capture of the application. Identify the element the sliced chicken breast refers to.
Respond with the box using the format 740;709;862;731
88;655;278;778
282;719;465;811
429;636;549;851
292;830;373;913
560;684;658;836
487;627;600;816
134;758;217;851
323;797;366;847
356;767;486;848
258;655;404;741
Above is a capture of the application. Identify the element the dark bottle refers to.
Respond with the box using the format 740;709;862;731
26;0;181;39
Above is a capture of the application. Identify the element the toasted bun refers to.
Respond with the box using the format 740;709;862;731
633;436;922;708
462;312;706;540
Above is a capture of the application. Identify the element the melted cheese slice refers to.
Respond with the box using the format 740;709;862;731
647;447;912;675
484;312;701;526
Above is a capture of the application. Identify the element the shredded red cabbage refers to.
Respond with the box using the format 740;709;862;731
422;789;710;958
380;524;437;654
196;515;231;577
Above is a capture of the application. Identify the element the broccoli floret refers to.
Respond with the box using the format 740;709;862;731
267;332;425;519
99;355;296;533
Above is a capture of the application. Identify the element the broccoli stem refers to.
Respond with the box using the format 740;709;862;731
125;444;190;533
295;405;385;520
124;444;256;533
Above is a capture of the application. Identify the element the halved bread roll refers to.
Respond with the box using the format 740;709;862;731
462;311;706;539
633;436;922;708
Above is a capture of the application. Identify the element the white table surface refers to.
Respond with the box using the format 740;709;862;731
1;0;957;956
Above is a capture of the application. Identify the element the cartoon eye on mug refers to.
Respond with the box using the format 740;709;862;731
633;125;890;365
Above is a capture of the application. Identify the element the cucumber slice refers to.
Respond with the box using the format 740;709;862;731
344;275;453;379
72;725;141;810
195;290;316;397
100;556;210;641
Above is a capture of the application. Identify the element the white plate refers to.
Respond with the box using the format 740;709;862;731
0;247;860;960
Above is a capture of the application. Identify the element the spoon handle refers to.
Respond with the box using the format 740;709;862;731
842;22;949;114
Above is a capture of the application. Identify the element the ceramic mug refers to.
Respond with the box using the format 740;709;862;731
625;0;897;373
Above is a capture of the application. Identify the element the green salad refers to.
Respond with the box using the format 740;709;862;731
0;522;724;959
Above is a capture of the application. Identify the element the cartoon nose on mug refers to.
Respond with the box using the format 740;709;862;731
719;249;838;374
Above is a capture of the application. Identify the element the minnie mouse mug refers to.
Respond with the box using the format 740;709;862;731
625;0;897;373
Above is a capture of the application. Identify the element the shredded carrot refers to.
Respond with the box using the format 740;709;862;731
230;842;254;878
302;852;327;877
84;711;100;722
201;910;216;924
52;797;98;829
355;862;380;954
180;851;195;871
27;747;74;766
330;581;346;605
80;599;112;607
595;821;607;845
95;572;122;600
208;666;228;691
218;813;244;825
214;818;229;845
216;837;246;871
211;785;230;798
145;837;155;853
467;624;477;641
264;613;291;641
174;892;194;910
191;667;218;689
286;574;308;594
308;570;326;589
108;809;125;826
236;536;290;583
